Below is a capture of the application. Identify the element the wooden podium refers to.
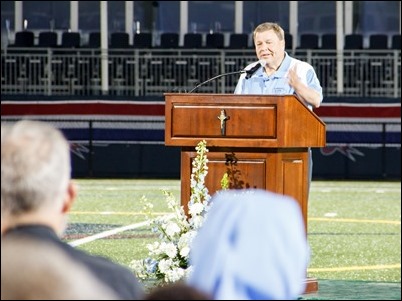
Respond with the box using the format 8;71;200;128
164;93;326;293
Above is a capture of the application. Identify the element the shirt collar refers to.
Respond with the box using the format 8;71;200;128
256;51;291;79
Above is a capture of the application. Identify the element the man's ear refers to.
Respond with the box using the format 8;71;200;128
62;180;77;214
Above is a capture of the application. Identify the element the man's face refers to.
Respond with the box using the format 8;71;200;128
254;29;285;65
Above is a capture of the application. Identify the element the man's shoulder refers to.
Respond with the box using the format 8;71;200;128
288;58;315;78
64;243;144;299
3;225;144;299
289;57;313;68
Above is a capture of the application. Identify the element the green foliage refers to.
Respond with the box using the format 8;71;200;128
220;172;229;190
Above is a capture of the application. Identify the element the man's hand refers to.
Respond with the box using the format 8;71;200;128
287;64;301;90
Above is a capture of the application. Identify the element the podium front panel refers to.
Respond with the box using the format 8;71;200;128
171;104;277;139
165;93;326;148
180;147;309;228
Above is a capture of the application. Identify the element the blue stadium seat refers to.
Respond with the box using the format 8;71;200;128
160;33;179;48
133;33;152;48
183;33;202;48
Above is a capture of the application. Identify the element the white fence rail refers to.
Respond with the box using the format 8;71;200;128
1;48;400;98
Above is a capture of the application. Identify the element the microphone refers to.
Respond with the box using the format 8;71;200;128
188;59;266;93
245;59;266;79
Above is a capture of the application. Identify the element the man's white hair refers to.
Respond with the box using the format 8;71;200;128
1;120;71;216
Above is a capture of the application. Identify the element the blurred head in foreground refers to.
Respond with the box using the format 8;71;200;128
187;189;310;300
144;281;211;300
1;120;74;236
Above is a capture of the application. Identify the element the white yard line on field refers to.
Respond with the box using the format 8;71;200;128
68;214;175;247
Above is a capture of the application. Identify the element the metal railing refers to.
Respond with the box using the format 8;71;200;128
1;48;400;98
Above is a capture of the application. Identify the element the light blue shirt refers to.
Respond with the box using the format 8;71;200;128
234;52;323;110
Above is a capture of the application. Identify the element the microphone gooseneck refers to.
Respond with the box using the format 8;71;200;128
189;70;246;93
245;59;266;79
188;59;266;93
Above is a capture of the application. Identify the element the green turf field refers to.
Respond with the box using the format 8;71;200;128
66;180;401;288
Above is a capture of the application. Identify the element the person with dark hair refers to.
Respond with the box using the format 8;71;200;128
187;189;310;300
1;120;144;300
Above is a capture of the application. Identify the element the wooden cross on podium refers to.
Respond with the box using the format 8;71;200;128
217;109;229;136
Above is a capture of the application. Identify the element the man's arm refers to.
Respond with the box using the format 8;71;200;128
288;64;323;108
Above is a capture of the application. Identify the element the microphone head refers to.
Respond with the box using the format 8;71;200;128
244;60;264;79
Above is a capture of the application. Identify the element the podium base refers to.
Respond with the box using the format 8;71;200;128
304;277;319;294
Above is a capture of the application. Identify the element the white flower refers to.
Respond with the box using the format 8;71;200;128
179;245;190;258
165;222;181;238
165;267;186;282
190;215;205;229
160;242;178;259
158;258;174;274
147;241;160;254
188;202;204;215
131;140;211;285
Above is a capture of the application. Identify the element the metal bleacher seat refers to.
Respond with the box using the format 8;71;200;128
206;33;224;49
224;33;250;86
318;34;337;93
192;33;223;90
54;32;82;94
295;33;319;56
38;31;58;48
110;32;130;49
133;33;152;48
34;32;58;91
132;33;153;93
366;34;392;97
183;33;202;49
109;32;132;95
182;33;203;86
227;33;249;49
284;33;293;51
87;32;101;48
344;34;363;50
344;34;364;95
203;33;224;83
391;34;401;50
300;33;319;49
81;32;102;95
369;34;388;50
11;31;35;48
60;32;81;48
159;33;186;88
6;31;35;92
321;33;336;50
160;33;179;48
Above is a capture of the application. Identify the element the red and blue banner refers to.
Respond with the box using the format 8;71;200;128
1;99;400;146
1;99;400;179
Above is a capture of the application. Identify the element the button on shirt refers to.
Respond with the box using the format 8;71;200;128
234;52;323;110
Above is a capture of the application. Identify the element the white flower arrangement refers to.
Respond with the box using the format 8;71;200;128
130;140;211;284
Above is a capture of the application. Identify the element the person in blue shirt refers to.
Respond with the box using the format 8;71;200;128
235;22;323;109
235;22;323;195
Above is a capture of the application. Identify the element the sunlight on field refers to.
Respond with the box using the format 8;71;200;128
68;180;401;283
